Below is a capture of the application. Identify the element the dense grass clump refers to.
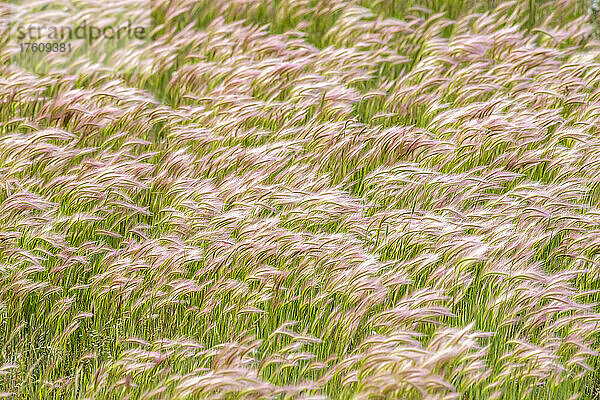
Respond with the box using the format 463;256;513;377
0;0;599;399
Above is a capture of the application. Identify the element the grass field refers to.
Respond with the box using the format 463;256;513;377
0;0;600;399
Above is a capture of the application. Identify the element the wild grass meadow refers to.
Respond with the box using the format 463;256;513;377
0;0;599;399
